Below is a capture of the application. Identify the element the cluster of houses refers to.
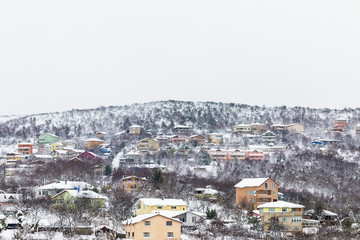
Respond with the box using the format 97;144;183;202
234;177;337;234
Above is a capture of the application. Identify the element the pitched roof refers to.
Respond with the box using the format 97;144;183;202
61;190;108;199
257;200;305;209
84;138;104;142
122;213;182;225
139;198;186;206
36;181;92;191
234;178;273;188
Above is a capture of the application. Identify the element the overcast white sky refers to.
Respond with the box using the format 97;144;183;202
0;0;359;115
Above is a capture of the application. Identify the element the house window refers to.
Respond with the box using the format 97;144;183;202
132;232;134;237
264;183;268;189
144;221;151;226
268;208;275;212
248;190;255;195
249;198;254;203
143;232;150;238
166;221;172;226
294;226;300;231
167;232;174;238
273;191;276;195
282;217;287;222
171;206;176;209
291;217;302;222
192;217;197;222
282;208;287;212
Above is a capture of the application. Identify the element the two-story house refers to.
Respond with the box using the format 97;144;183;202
120;176;149;192
36;180;93;198
137;138;160;151
250;123;267;134
173;125;191;135
258;200;305;233
122;213;182;240
129;125;142;135
233;124;251;134
235;177;278;209
187;135;206;146
84;138;104;150
208;133;223;145
18;143;33;155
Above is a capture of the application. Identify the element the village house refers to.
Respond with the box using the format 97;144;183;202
173;124;191;135
5;152;25;165
95;131;107;140
27;154;53;163
151;210;206;228
84;138;104;150
208;133;223;144
271;124;288;132
50;142;63;151
0;190;21;210
18;143;33;155
334;119;347;132
50;149;70;160
122;213;182;240
52;190;108;208
235;177;278;209
250;123;267;134
193;185;220;201
77;151;103;163
258;201;305;233
124;150;143;164
66;149;85;158
62;139;76;148
36;180;93;198
168;135;186;145
187;135;206;146
154;136;169;146
135;198;187;216
245;150;264;161
38;133;59;145
137;138;160;151
129;125;142;135
208;149;246;161
356;125;360;132
120;176;149;192
262;131;276;144
304;209;338;225
287;123;304;133
233;124;251;134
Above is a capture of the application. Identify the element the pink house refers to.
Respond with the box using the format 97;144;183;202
245;150;264;161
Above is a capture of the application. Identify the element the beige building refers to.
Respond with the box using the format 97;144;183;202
235;178;278;209
122;213;182;240
233;124;251;134
258;201;305;233
84;138;104;150
250;123;267;134
287;123;304;133
137;138;160;151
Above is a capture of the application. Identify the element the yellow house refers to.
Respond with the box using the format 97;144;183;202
258;201;305;233
50;142;63;151
136;138;160;151
5;152;25;165
120;176;149;192
122;213;182;240
208;133;223;144
136;198;187;216
233;124;251;134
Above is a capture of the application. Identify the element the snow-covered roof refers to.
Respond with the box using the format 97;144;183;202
40;133;58;137
194;187;219;195
84;138;104;142
234;178;271;188
121;176;148;181
150;210;205;219
96;131;107;135
33;154;53;159
36;181;92;191
174;125;189;129
129;125;142;128
18;142;33;145
305;209;338;217
210;132;222;135
139;198;187;206
59;190;108;199
122;213;181;225
257;200;305;209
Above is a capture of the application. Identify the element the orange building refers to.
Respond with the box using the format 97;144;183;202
245;150;264;161
84;138;104;150
129;125;142;135
18;143;33;155
122;213;182;240
235;177;278;209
